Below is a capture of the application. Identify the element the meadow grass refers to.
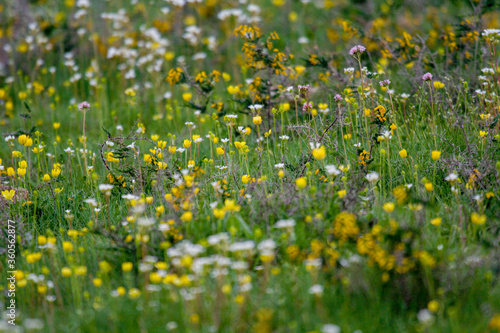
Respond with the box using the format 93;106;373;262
0;0;500;332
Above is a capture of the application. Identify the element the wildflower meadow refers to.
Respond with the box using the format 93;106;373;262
1;0;500;332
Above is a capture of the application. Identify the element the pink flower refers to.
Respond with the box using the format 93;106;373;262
422;73;433;81
302;102;312;112
349;45;366;56
334;94;342;102
78;101;90;111
379;79;391;87
298;84;310;93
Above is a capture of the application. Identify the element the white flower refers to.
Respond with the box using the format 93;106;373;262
322;324;341;333
137;217;156;228
248;104;263;111
325;165;341;176
309;142;321;149
304;258;322;268
445;173;458;182
274;163;285;168
229;240;255;252
275;219;295;229
98;184;114;192
84;198;98;207
344;67;355;74
308;284;324;295
122;194;139;200
365;171;380;183
381;130;392;140
417;309;434;324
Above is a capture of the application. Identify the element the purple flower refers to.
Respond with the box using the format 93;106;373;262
302;102;312;112
334;94;342;102
379;79;391;87
298;84;310;93
422;73;433;81
349;45;366;57
78;101;90;111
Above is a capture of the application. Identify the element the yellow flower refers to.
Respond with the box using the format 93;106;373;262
281;103;290;112
93;278;103;287
399;149;407;158
17;168;27;177
62;241;73;252
431;150;441;161
43;174;51;182
425;183;433;192
149;272;162;284
383;202;395;213
75;266;87;276
180;211;193;222
7;167;15;177
61;267;72;278
124;88;136;97
312;146;326;161
337;190;346;198
278;170;284;179
183;140;192;148
471;213;486;225
182;92;192;102
433;81;445;89
168;146;177;154
241;175;251;184
216;147;224;155
213;208;226;219
253;116;262;125
227;85;240;94
117;287;126;296
38;236;47;246
428;300;440;313
53;122;61;130
18;135;28;145
1;189;15;201
156;205;165;214
52;167;61;178
296;177;307;189
157;140;167;149
122;262;133;272
151;134;159;141
430;217;442;226
37;285;47;294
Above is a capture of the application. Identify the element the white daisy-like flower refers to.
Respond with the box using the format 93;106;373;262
365;171;380;183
